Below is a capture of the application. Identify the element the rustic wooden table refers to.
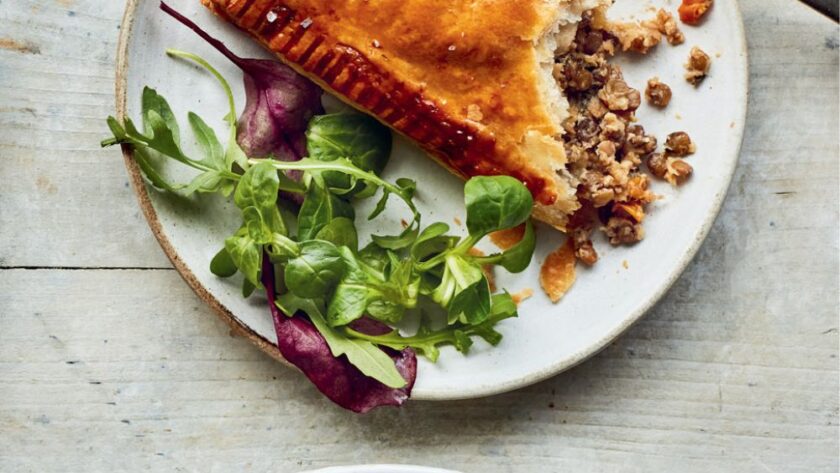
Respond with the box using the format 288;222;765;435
1;1;838;472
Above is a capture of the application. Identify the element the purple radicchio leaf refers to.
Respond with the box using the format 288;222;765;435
348;317;395;336
261;255;417;413
160;1;323;163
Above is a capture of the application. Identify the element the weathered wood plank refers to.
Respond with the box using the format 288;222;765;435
0;0;837;472
0;268;836;472
0;0;170;268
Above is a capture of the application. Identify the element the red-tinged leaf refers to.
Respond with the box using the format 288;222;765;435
261;255;416;413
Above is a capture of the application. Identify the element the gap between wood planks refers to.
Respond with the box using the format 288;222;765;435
0;266;173;271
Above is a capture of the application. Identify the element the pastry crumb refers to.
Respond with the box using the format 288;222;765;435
644;9;684;45
489;223;526;251
540;239;577;303
622;260;629;269
511;288;534;305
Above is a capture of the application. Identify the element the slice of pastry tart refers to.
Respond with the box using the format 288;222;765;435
201;0;612;230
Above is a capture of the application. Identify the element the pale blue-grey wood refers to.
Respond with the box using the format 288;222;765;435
0;1;837;472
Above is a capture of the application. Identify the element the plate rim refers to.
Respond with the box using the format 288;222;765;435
114;0;749;401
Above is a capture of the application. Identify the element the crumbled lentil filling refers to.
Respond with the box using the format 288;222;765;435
553;12;663;264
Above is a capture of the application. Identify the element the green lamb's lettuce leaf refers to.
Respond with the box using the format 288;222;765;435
464;175;534;238
210;247;238;278
326;247;419;327
472;220;536;273
234;161;287;239
284;240;344;299
306;113;392;194
224;229;263;288
411;222;458;263
315;217;358;251
297;176;355;240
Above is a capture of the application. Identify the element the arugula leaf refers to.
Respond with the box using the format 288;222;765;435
189;111;224;168
284;240;344;299
166;49;248;170
343;293;518;362
277;294;407;388
132;146;178;192
142;86;180;143
103;86;241;193
464;176;533;237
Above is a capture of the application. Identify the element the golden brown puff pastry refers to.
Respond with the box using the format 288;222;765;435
201;0;611;230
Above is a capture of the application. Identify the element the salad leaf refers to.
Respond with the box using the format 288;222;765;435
411;222;458;262
160;1;322;162
224;229;262;288
163;48;248;171
315;217;358;251
344;293;519;362
210;247;237;278
297;176;355;240
103;85;240;195
307;113;392;193
464;175;534;237
262;258;415;413
284;240;344;299
234;161;287;238
277;294;408;389
188;111;224;169
473;220;536;273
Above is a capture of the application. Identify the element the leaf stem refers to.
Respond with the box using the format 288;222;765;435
165;49;237;127
160;2;247;70
250;157;420;220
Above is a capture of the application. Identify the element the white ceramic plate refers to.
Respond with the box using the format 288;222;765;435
116;0;747;400
302;465;460;473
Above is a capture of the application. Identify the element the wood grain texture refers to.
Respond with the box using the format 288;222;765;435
0;1;837;472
